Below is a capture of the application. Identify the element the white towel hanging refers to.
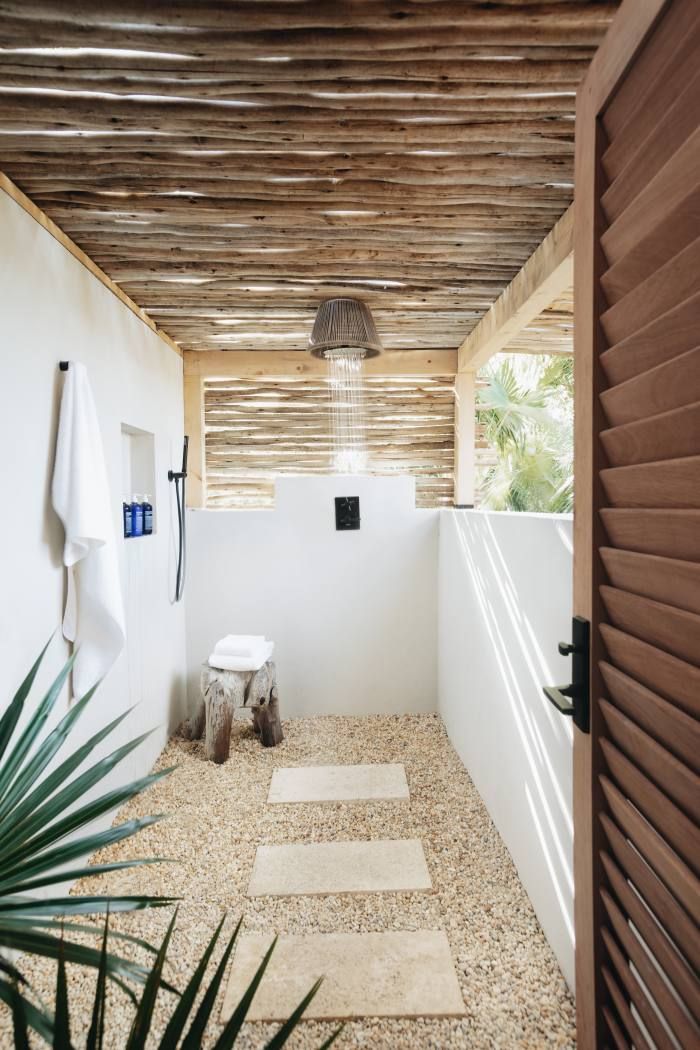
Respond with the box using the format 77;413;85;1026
51;361;125;696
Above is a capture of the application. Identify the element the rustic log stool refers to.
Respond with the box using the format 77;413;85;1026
181;660;283;764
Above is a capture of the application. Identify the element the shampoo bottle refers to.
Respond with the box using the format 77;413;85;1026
142;494;153;535
123;501;133;538
131;494;144;537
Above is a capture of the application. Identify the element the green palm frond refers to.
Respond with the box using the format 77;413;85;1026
478;353;573;512
0;640;178;1032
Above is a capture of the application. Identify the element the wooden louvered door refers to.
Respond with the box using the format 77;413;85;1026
573;0;700;1047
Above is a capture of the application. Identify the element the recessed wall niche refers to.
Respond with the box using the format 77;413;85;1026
121;423;156;534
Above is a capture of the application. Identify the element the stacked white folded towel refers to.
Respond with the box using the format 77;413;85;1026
208;635;274;672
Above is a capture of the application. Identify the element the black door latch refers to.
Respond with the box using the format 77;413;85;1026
543;615;590;733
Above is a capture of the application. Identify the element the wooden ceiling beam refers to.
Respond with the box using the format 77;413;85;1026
0;51;595;79
184;349;457;379
0;1;617;33
457;205;574;371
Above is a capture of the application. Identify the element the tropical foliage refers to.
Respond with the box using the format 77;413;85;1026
477;354;574;513
1;640;339;1048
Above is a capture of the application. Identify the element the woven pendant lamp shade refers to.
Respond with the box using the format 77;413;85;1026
309;298;382;358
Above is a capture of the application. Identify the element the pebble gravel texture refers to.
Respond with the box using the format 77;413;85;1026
0;714;576;1048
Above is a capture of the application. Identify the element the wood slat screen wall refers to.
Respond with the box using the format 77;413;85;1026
588;0;700;1044
204;374;457;509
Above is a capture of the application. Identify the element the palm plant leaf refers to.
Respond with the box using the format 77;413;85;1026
124;911;179;1050
0;767;174;880
0;707;139;850
0;642;180;1030
0;813;167;894
0;654;75;810
0;926;153;988
0;915;163;957
157;914;228;1050
0;859;172;899
477;353;573;513
262;978;328;1050
0;635;54;763
181;920;247;1050
0;896;176;918
0;683;99;826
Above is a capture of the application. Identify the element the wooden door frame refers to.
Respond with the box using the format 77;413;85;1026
572;0;672;1046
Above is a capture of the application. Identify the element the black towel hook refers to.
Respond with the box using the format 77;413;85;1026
59;361;69;371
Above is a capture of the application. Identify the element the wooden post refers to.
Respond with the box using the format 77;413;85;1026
184;372;205;508
454;370;476;507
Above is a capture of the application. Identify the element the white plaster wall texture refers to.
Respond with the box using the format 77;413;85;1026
0;190;187;802
438;509;574;989
185;475;439;718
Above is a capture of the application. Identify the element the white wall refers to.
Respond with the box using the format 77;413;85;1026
0;189;187;797
438;510;575;989
186;475;438;718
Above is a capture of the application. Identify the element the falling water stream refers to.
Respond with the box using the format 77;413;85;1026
327;349;368;474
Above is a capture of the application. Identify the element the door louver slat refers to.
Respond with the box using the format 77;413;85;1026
600;661;700;772
602;968;650;1050
600;625;700;717
599;346;700;426
600;739;700;871
602;889;698;1049
600;700;699;821
600;777;699;923
600;587;700;667
600;402;700;467
600;455;700;509
600;128;700;265
600;0;699;153
599;549;700;612
600;237;700;345
601;851;700;1025
601;813;700;974
602;71;700;219
602;927;674;1050
602;1006;631;1050
599;295;700;385
599;509;700;563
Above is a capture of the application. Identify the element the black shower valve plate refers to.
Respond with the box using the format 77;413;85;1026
335;496;360;530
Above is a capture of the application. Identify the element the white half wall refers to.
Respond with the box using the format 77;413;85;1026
186;475;438;718
438;510;575;989
0;189;187;795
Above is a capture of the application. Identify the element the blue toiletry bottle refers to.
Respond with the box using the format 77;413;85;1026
123;501;133;538
142;494;153;535
131;494;144;537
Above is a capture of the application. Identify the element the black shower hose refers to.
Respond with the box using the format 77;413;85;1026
174;471;186;603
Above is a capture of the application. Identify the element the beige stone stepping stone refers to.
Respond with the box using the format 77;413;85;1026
221;930;465;1022
267;763;409;804
247;839;431;897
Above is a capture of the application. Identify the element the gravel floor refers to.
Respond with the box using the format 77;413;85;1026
1;714;576;1049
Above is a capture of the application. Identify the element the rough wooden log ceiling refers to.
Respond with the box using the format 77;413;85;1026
505;287;574;355
0;1;617;354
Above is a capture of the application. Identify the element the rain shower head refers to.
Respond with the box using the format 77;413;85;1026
309;297;382;359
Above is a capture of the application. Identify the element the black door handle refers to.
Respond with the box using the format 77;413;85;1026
543;616;590;733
